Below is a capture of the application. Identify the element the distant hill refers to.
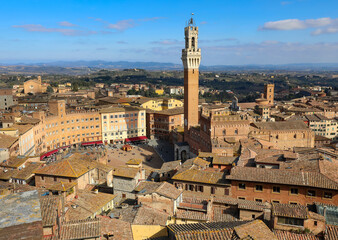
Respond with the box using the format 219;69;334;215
0;61;337;74
22;60;182;70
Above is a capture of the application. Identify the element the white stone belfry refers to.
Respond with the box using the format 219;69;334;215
181;17;201;69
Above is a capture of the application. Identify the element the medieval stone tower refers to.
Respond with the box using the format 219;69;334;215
264;83;275;105
182;16;201;140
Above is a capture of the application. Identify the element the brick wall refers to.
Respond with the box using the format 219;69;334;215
230;181;338;205
174;181;229;197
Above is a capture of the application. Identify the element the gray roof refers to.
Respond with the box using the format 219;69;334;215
315;203;338;226
159;160;181;173
0;190;42;228
305;114;329;121
253;120;308;131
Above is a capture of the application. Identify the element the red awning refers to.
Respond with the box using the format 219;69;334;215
40;149;59;160
81;141;103;146
125;136;148;142
59;145;70;150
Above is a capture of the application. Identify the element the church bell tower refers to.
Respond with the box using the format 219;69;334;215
182;16;201;140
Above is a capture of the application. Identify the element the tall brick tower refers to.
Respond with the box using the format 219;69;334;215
182;16;201;140
264;83;274;105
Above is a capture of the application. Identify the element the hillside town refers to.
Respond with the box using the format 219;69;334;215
0;18;337;240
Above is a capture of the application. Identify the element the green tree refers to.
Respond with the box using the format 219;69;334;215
72;83;79;92
46;86;54;93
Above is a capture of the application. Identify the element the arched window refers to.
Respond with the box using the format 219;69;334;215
235;129;238;135
223;129;226;135
294;134;297;139
191;37;195;48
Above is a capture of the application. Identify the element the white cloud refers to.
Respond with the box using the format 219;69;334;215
107;19;135;31
260;17;338;35
281;1;291;6
312;26;338;35
59;21;77;27
138;17;164;22
117;41;127;44
96;17;163;32
151;39;183;45
12;24;97;36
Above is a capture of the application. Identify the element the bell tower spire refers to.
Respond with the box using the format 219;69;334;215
182;14;201;140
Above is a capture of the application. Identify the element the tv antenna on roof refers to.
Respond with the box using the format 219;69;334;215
188;13;195;26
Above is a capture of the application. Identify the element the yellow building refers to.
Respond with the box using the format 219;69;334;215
35;99;102;152
100;106;146;144
23;76;48;94
134;98;183;111
132;225;167;240
155;89;164;95
0;124;35;156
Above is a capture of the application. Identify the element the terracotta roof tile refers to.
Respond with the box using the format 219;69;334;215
113;166;139;179
234;220;278;240
132;206;169;225
168;221;250;240
172;169;227;185
65;190;117;220
213;156;237;165
34;154;98;178
274;230;321;240
47;181;77;192
134;181;162;193
0;133;18;148
227;167;338;190
155;182;183;200
0;168;18;180
159;160;181;173
12;162;43;180
12;123;34;135
126;158;142;165
325;225;338;240
272;203;308;219
175;209;209;221
39;195;60;227
253;120;309;130
96;216;133;240
0;156;28;168
192;157;210;168
60;219;100;240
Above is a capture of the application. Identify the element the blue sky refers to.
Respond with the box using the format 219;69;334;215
1;0;338;65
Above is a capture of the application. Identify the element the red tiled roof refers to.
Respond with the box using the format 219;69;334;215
234;220;278;240
274;230;321;240
227;167;338;190
175;209;209;221
272;203;308;219
59;219;100;240
326;225;338;240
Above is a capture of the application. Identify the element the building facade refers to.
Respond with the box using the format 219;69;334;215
305;114;337;140
146;108;184;141
42;100;102;151
227;167;338;205
100;106;146;144
0;89;14;110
